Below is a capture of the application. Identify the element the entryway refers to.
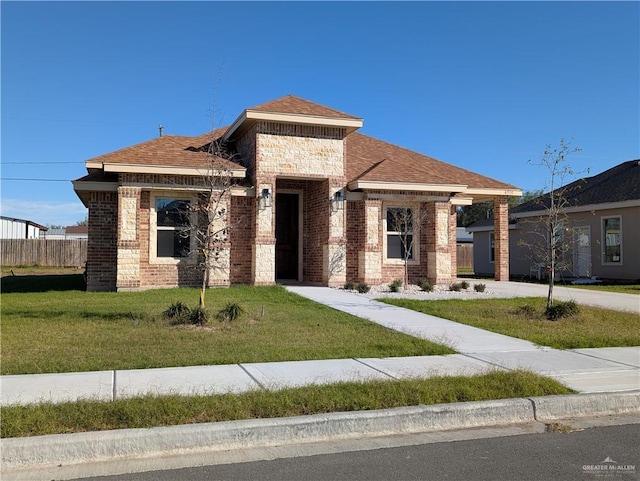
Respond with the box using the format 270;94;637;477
276;193;300;281
573;226;592;277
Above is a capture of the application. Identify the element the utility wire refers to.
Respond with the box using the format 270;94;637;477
2;161;84;164
1;178;71;182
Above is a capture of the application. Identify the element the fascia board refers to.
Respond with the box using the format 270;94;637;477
102;163;246;178
512;199;640;219
72;180;118;192
463;187;523;197
348;180;468;193
223;110;363;141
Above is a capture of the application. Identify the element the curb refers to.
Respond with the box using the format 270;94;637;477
2;391;639;473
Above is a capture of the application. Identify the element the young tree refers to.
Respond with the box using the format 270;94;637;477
191;136;242;309
520;139;583;312
386;205;424;290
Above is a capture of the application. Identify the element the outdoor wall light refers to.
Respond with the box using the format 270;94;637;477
259;188;272;210
331;190;344;212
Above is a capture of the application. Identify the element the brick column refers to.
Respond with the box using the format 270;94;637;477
252;178;276;285
324;181;347;287
493;196;509;281
116;186;141;290
449;204;458;281
425;201;453;285
358;199;382;285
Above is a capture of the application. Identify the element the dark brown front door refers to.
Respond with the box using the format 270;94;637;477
276;193;299;280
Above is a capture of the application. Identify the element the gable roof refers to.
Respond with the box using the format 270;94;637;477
75;95;520;201
512;159;640;215
248;94;361;120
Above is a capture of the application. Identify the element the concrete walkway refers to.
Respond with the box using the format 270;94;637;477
286;285;639;394
1;284;638;406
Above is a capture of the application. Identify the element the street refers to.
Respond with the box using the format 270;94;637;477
76;423;639;481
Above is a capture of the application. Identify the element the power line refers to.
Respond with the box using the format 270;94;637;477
1;178;71;182
2;161;84;165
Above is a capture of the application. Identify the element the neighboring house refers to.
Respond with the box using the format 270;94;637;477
0;216;47;239
73;95;521;292
43;226;89;240
468;160;640;281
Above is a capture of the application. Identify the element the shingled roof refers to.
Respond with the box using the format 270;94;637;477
248;94;361;120
346;132;517;191
76;95;519;197
84;127;240;172
512;159;640;214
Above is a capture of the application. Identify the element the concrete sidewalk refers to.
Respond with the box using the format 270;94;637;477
287;286;640;394
2;285;638;406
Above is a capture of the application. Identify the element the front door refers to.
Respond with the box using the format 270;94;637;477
573;226;591;277
276;193;299;280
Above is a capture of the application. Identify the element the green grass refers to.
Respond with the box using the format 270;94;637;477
568;284;640;295
1;283;454;375
379;297;640;349
0;370;572;438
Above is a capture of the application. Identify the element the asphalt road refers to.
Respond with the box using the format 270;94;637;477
77;423;639;481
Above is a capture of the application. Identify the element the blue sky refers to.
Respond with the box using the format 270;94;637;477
2;1;638;227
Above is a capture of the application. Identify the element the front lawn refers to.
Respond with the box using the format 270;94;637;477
1;370;572;438
1;284;454;375
379;297;640;349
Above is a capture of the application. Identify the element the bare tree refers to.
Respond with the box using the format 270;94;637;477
386;205;422;290
193;140;238;308
520;139;583;311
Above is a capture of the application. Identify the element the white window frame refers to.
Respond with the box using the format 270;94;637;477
601;215;623;266
149;192;197;265
383;204;420;265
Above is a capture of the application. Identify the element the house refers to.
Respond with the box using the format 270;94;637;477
73;95;521;292
0;216;47;239
43;226;89;240
468;160;640;281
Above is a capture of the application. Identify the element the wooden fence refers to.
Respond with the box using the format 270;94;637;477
1;239;87;267
457;243;473;270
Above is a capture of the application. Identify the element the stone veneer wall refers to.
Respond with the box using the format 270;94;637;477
425;201;453;285
86;191;118;291
252;122;347;286
116;186;141;290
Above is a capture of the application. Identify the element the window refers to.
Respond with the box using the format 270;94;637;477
156;198;191;258
386;207;414;260
602;217;622;264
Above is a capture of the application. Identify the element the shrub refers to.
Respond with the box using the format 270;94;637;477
418;279;433;292
389;279;403;293
344;281;357;291
162;302;190;324
449;283;462;292
356;282;371;294
216;302;245;322
188;306;209;326
545;300;579;321
460;280;470;290
515;304;537;318
474;283;486;293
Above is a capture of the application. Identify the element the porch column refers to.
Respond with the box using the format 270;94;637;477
426;201;453;285
116;186;141;291
493;196;510;281
324;183;347;287
449;203;458;280
252;180;276;285
358;198;382;285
